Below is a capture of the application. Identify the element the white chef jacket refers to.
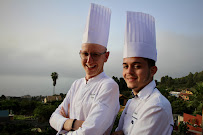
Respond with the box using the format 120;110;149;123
116;80;174;135
49;72;120;135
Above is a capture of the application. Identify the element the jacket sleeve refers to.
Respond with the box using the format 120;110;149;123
67;82;120;135
49;89;71;134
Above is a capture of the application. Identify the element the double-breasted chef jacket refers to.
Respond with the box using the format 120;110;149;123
50;72;120;135
116;80;174;135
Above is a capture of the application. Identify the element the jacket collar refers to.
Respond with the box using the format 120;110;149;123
83;72;106;84
136;80;156;100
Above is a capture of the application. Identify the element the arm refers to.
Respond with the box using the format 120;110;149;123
67;82;120;135
49;96;69;134
49;89;72;134
60;106;84;131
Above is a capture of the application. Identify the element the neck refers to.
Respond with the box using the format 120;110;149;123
85;71;104;82
132;79;153;95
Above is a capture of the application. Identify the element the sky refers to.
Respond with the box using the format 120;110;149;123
0;0;203;96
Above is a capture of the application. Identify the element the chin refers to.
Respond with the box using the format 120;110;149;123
127;85;137;90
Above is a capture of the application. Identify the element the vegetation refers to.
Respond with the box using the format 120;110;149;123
157;71;203;90
51;72;58;95
0;96;58;134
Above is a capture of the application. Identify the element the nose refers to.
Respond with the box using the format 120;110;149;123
87;54;94;63
126;66;134;74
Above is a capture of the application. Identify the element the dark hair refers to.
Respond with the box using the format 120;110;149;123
143;58;156;68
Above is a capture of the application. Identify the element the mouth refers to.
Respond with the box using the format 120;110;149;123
86;64;96;69
127;78;136;82
126;76;137;82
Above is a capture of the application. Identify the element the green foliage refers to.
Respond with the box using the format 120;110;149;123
178;121;189;135
0;122;32;135
190;82;203;115
33;104;56;122
0;121;57;135
111;111;122;133
171;98;190;114
0;99;20;114
159;88;170;98
112;76;131;97
158;71;203;89
14;115;32;120
0;99;40;115
51;72;58;87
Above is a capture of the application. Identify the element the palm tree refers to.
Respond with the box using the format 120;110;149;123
51;72;58;95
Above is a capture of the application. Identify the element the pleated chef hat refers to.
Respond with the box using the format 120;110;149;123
82;3;111;48
123;11;157;61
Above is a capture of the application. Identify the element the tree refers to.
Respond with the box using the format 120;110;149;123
186;72;195;88
34;104;56;122
178;121;189;135
0;95;6;100
192;82;203;133
51;72;58;95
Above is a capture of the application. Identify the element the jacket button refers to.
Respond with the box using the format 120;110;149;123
131;120;134;124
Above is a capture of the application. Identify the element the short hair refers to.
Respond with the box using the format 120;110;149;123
143;58;156;68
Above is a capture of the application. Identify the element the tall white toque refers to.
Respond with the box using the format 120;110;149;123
82;3;111;48
123;11;157;61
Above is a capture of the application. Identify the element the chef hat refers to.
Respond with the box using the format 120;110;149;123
123;11;157;61
82;3;111;48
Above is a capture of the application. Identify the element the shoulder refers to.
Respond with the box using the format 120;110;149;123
71;78;84;86
149;88;171;107
100;74;118;86
143;88;172;115
68;78;84;93
94;75;119;96
100;76;119;92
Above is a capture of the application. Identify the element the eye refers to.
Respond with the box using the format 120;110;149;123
134;65;141;69
123;65;128;69
92;53;99;57
83;52;89;56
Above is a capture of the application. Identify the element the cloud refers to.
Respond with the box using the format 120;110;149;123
156;31;203;79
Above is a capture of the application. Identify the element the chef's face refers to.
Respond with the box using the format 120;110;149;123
80;43;109;80
123;57;157;95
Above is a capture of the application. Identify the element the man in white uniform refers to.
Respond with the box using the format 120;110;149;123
112;12;174;135
49;3;120;135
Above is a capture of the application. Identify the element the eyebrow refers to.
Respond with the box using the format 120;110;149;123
123;62;141;65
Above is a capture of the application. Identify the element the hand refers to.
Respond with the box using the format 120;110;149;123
72;120;84;130
63;119;74;131
60;104;70;118
63;119;84;131
111;130;124;135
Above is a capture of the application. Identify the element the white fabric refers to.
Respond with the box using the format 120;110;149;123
50;72;120;135
116;80;174;135
82;3;111;48
123;11;157;61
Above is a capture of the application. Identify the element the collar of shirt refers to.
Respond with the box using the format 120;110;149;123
83;72;106;85
136;80;156;100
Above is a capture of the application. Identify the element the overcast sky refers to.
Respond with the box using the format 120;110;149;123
0;0;203;96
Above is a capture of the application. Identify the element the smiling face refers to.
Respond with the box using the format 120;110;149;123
81;43;109;80
123;57;157;95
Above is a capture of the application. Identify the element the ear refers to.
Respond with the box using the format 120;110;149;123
104;51;110;62
150;66;157;77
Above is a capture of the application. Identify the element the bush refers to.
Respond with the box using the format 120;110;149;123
34;104;56;122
